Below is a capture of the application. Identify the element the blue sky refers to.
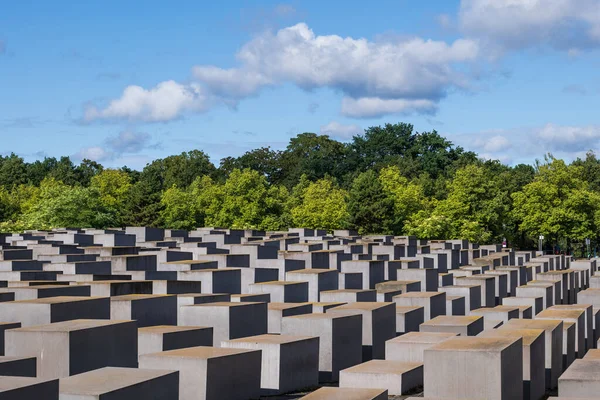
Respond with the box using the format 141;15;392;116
1;0;600;169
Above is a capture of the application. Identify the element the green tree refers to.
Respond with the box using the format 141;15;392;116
204;169;288;230
160;185;198;230
407;163;509;243
22;178;113;229
379;166;429;234
289;178;349;231
346;170;395;234
512;156;600;247
218;147;282;183
278;133;348;187
91;169;132;209
0;154;28;187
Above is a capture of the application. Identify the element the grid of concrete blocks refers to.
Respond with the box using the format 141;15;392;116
0;227;597;399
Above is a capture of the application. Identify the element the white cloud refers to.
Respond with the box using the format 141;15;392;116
194;23;478;103
88;23;479;122
340;97;437;118
474;135;512;153
536;123;600;151
84;80;210;122
320;121;362;139
459;0;600;52
75;146;112;162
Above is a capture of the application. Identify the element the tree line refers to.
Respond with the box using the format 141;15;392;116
1;122;599;252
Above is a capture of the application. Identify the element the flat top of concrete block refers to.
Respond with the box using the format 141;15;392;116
85;280;150;284
285;313;358;321
300;387;388;400
422;315;482;327
537;308;584;319
584;349;600;360
139;325;210;334
329;302;393;311
430;336;520;352
473;306;518;314
311;302;346;307
190;301;263;308
142;345;257;360
376;280;420;288
395;291;443;299
501;318;563;331
111;294;174;301
559;359;600;382
254;281;306;286
287;269;336;275
0;355;36;363
446;295;464;301
457;275;495;281
522;281;554;288
231;293;269;298
478;328;544;346
223;334;316;345
8;296;106;305
0;285;79;290
563;321;575;330
321;289;374;294
268;302;312;311
396;306;424;314
387;331;457;344
551;304;592;311
342;359;423;374
59;367;176;395
543;270;572;275
165;260;211;264
10;319;133;333
177;293;229;298
0;376;56;392
441;285;480;289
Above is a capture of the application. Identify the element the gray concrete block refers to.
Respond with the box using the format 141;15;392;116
0;296;110;327
58;367;178;400
111;294;177;327
5;319;138;379
222;334;319;395
139;346;261;400
281;313;362;381
339;360;423;395
327;302;395;360
139;325;213;356
0;356;36;377
179;302;267;346
0;376;58;399
424;336;523;400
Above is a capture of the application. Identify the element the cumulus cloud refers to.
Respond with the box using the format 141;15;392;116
87;23;479;122
84;80;210;123
74;131;158;163
320;121;362;139
74;146;113;162
536;123;600;152
193;24;478;109
459;0;600;52
474;135;512;153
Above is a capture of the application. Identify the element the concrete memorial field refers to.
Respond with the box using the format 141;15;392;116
0;227;596;399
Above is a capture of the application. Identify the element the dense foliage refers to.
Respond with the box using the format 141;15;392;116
2;122;599;252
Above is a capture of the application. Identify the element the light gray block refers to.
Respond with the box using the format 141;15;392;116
139;346;261;400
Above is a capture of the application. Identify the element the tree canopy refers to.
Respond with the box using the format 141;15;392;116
0;122;596;252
